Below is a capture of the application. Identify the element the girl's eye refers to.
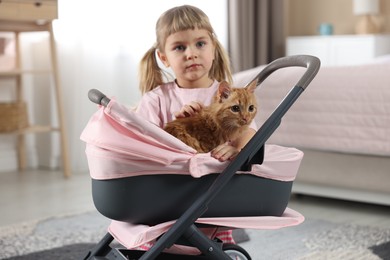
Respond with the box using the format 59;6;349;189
196;41;206;48
248;105;255;112
174;45;186;51
231;105;240;112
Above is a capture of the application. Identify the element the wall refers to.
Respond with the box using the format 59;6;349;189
287;0;390;36
0;0;228;173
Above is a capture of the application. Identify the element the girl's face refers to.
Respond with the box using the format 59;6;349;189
158;28;215;88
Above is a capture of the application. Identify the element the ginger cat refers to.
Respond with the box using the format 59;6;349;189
164;81;257;153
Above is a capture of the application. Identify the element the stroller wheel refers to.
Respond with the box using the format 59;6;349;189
222;244;251;260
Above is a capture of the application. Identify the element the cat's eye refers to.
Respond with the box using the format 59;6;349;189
248;105;255;112
231;105;240;112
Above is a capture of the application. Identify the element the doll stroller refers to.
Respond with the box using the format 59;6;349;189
81;55;320;259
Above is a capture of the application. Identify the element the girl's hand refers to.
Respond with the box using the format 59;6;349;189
174;101;203;118
211;142;240;162
211;129;255;162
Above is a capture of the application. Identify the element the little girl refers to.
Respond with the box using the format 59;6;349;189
135;4;257;250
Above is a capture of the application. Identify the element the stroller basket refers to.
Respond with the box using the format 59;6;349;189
82;55;320;259
92;168;292;226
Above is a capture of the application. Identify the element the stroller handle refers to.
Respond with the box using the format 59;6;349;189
246;54;321;90
84;55;321;259
88;89;111;107
139;56;321;258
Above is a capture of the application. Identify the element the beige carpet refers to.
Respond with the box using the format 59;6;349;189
1;211;389;260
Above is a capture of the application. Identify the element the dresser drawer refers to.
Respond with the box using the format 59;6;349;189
0;0;57;21
286;35;390;66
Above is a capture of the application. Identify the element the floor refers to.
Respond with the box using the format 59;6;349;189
0;169;96;228
1;169;390;257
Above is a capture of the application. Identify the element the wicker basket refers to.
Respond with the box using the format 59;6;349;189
0;102;29;133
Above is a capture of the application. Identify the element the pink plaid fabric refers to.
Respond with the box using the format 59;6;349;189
134;229;235;251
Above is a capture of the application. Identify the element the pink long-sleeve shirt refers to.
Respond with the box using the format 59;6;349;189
135;80;257;130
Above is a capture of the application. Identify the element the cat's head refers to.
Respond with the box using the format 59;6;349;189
212;80;258;129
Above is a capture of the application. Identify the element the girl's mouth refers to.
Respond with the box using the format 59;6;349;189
186;64;201;70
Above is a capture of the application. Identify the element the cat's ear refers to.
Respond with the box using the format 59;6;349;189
245;79;258;93
218;81;232;101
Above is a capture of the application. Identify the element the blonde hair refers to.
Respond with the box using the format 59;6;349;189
138;5;232;94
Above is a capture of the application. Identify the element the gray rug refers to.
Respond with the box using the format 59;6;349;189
240;219;390;259
0;211;389;260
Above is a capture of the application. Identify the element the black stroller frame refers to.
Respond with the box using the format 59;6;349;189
83;55;320;259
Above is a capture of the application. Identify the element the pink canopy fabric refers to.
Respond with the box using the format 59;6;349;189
80;100;304;181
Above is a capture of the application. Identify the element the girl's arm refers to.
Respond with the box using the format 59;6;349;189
135;93;163;127
232;128;256;151
211;128;256;162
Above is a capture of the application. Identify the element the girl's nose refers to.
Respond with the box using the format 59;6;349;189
186;47;198;60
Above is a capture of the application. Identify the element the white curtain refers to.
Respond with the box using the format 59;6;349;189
26;0;227;173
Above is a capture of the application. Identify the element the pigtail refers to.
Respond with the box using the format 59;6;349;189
138;45;165;94
210;39;233;85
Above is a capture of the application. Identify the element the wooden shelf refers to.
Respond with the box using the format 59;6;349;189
25;125;60;133
0;125;60;135
0;69;53;77
0;1;70;177
0;0;57;32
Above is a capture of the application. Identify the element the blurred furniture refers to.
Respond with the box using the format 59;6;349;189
0;0;70;177
233;57;390;206
286;35;390;66
353;0;380;34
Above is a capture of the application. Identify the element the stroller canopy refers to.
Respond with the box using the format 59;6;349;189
80;100;303;181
